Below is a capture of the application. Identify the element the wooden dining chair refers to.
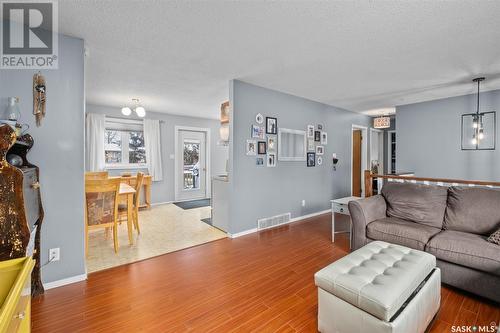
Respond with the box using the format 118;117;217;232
84;178;121;256
118;172;144;234
85;171;109;180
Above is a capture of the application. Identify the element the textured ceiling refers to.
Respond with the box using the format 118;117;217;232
59;0;500;119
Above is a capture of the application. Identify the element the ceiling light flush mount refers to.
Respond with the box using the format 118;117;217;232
122;98;146;118
373;116;391;129
461;77;496;150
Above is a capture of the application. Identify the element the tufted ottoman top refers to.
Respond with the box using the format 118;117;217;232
315;241;436;322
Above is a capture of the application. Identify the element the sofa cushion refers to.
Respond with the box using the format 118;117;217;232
381;182;448;229
426;230;500;277
366;217;441;251
444;186;500;235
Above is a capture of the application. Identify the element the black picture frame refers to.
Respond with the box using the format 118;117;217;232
258;141;267;154
307;152;316;167
314;131;321;142
266;117;278;134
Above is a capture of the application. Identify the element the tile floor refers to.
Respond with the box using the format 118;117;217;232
86;203;227;273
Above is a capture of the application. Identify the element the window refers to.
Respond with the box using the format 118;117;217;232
104;118;146;167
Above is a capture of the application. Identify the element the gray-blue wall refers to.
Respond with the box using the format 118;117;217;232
396;89;500;180
0;35;86;284
228;80;371;234
86;104;229;204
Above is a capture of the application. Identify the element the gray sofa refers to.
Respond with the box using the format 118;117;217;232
348;182;500;303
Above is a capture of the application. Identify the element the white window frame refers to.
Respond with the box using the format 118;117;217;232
104;117;147;170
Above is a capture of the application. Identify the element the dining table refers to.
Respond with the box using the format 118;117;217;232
119;183;136;245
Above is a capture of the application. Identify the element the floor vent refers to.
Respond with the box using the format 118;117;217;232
257;213;291;230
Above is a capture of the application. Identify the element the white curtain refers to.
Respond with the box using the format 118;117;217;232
86;113;105;171
144;119;163;181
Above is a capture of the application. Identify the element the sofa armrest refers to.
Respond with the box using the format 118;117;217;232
348;195;387;250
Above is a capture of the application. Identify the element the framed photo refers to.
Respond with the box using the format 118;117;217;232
246;140;257;156
314;130;321;142
317;124;323;130
317;156;323;166
266;117;278;134
308;139;315;151
256;113;264;124
267;135;277;151
267;152;276;167
307;152;316;167
256;157;264;166
321;131;327;145
251;125;264;139
258;141;267;154
307;125;314;138
316;145;324;155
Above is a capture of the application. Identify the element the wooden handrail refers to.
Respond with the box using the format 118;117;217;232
364;170;500;197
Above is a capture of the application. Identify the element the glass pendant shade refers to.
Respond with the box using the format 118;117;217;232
121;107;132;116
6;97;21;121
135;106;146;117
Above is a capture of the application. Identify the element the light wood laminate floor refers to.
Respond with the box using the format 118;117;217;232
86;203;227;273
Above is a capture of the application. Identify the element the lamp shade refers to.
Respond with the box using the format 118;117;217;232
121;107;132;116
219;125;229;141
135;106;146;117
373;116;391;129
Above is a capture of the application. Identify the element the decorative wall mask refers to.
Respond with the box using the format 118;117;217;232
33;72;46;127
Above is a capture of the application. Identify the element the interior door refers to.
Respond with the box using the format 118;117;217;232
352;130;362;197
177;130;206;201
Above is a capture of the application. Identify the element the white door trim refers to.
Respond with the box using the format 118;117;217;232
369;128;384;173
351;124;369;197
174;126;211;202
387;130;396;174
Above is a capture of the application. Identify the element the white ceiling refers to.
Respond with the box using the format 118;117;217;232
59;0;500;119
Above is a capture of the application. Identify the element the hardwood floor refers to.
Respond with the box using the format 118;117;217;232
32;214;500;332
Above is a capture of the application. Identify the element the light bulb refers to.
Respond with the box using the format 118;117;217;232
471;136;477;145
478;129;484;140
472;121;478;129
135;106;146;117
121;107;132;116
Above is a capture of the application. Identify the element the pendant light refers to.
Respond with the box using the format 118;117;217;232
471;78;485;146
121;98;146;117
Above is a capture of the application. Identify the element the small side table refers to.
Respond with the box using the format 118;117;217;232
331;196;362;249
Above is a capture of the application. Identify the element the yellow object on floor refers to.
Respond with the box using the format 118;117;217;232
0;257;34;333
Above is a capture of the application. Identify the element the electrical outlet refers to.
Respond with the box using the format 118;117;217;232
301;200;306;207
49;248;60;262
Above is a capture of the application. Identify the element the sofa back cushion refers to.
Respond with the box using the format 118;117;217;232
381;182;448;228
444;186;500;235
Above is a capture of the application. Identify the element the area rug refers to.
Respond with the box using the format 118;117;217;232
174;199;210;210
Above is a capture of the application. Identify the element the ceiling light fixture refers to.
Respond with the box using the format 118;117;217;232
461;77;496;150
121;98;146;118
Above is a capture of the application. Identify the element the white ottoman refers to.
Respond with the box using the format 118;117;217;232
315;241;440;333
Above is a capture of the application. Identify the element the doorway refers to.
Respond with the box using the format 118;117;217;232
351;125;368;197
370;128;384;194
175;127;210;201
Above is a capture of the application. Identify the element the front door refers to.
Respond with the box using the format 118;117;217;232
176;130;207;201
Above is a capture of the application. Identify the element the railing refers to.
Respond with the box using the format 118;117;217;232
364;170;500;197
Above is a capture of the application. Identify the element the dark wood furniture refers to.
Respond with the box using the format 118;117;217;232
0;124;44;296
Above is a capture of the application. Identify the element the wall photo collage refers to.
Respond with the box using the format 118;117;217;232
246;116;328;168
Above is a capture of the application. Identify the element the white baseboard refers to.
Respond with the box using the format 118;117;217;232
150;200;174;206
43;273;87;290
228;209;331;239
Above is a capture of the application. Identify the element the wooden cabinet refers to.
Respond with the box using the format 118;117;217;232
0;257;34;333
0;125;44;296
